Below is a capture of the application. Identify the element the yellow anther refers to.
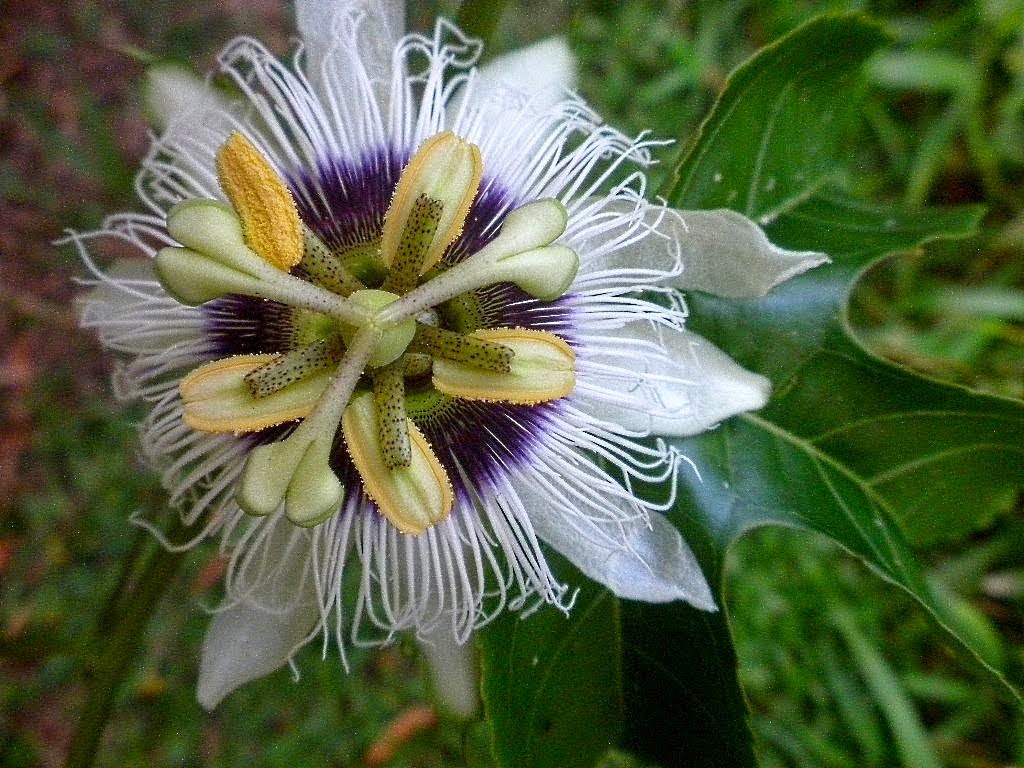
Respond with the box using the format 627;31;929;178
432;328;575;404
180;354;330;433
381;131;482;275
216;131;303;271
342;391;454;535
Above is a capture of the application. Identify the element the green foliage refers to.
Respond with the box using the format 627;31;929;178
730;527;1024;767
479;11;1023;768
661;15;891;218
479;558;623;768
760;195;1024;546
5;1;1023;767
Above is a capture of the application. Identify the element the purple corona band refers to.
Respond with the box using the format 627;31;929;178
289;149;403;251
202;147;576;507
71;9;772;702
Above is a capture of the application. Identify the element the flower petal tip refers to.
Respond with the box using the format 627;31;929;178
529;500;716;611
196;590;319;710
417;628;479;719
602;513;717;611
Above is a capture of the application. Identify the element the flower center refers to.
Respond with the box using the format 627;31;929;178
158;131;579;533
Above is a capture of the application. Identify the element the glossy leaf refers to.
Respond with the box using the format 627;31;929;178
661;15;891;219
620;595;757;768
620;194;1016;768
684;193;1024;549
480;13;1022;768
478;558;623;768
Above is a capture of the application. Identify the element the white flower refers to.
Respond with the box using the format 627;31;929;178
72;0;825;713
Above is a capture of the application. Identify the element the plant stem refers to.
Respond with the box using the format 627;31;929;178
65;519;190;768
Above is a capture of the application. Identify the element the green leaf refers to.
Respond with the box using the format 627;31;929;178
620;597;758;768
661;14;892;219
480;12;1022;768
700;193;1024;547
618;193;1021;767
478;559;623;768
693;202;1017;613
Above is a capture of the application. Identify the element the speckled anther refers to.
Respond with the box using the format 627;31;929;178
243;337;344;399
372;363;411;470
380;131;481;275
411;324;514;373
298;228;364;296
432;328;575;404
180;354;331;432
382;194;443;295
342;391;453;535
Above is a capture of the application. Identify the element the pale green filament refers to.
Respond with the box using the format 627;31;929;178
297;228;365;296
157;200;372;326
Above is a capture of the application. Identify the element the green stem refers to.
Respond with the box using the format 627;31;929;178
455;0;508;48
65;518;190;768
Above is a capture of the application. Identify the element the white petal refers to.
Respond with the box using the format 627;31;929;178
448;37;576;168
296;0;403;105
144;64;232;132
655;331;769;434
577;322;770;437
138;73;240;214
417;626;479;718
477;37;575;109
525;488;716;610
197;526;319;709
584;204;827;298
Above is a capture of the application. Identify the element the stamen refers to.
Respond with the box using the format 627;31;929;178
297;228;364;296
180;354;331;433
216;131;303;271
411;324;513;373
382;194;442;295
372;363;411;470
342;391;453;535
243;336;344;399
432;328;575;404
237;326;381;526
377;199;577;325
380;131;482;275
158;201;372;325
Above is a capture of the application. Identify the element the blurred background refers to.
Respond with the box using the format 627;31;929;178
2;1;1023;765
